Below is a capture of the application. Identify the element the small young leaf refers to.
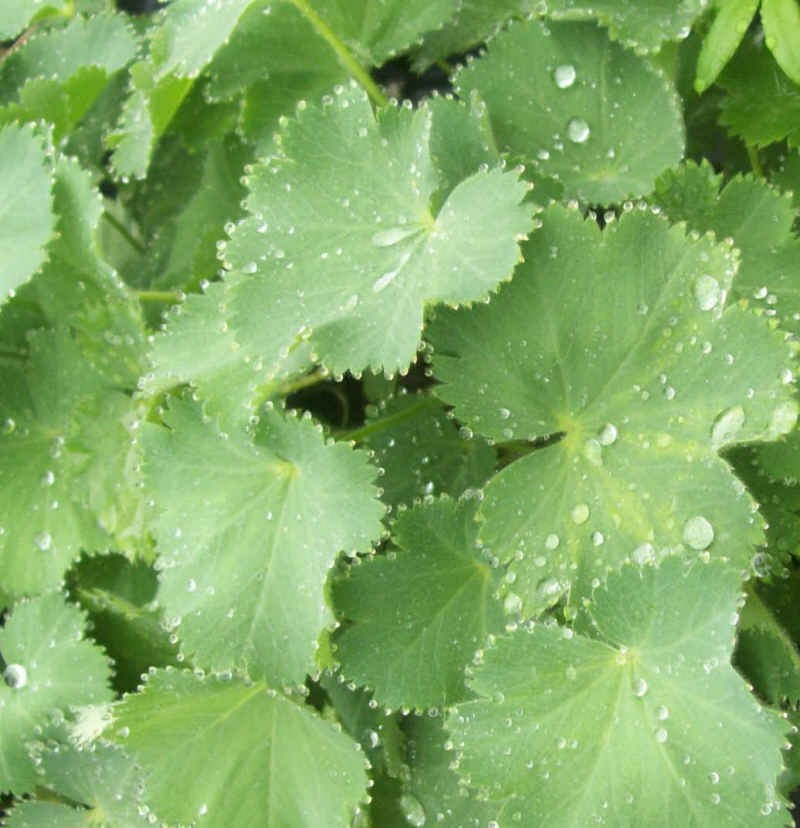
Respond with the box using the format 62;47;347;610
694;0;759;94
447;558;792;825
762;0;800;86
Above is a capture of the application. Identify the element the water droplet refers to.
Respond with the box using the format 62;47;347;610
781;368;794;385
655;728;668;743
571;503;589;524
565;665;577;680
710;406;744;448
567;117;590;143
553;64;577;88
709;771;720;784
583;439;602;466
34;531;52;551
656;705;669;720
2;418;15;435
591;531;604;546
3;664;27;688
41;470;55;487
371;226;419;247
545;533;560;550
499;407;511;419
598;423;618;446
632;543;655;565
633;677;648;697
695;275;721;311
504;592;522;615
683;516;714;550
399;792;426;827
536;576;562;601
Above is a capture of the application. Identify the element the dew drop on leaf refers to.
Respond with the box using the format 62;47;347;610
3;664;27;688
633;677;648;697
553;64;577;88
656;705;670;720
536;576;562;601
545;533;560;550
695;275;721;311
570;503;590;524
683;516;714;550
34;530;52;551
632;543;655;565
770;401;798;435
504;592;522;615
655;728;668;743
591;531;604;546
399;792;426;827
598;423;618;446
567;117;590;143
710;406;744;448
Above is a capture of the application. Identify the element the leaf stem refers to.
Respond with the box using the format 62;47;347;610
272;368;329;396
102;210;146;256
136;290;182;303
746;144;763;178
339;395;438;442
288;0;388;107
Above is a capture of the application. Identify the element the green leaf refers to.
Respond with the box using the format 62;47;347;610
546;0;707;54
427;204;797;615
718;34;800;148
143;397;384;685
651;160;800;335
333;497;505;708
356;391;496;509
308;0;459;66
0;123;55;304
106;668;368;826
762;0;800;86
148;86;533;397
4;739;147;827
694;0;760;94
0;0;60;40
454;18;685;203
0;592;114;793
446;557;792;826
0;330;115;601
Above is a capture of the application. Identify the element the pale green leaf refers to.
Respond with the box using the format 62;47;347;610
106;668;368;827
0;592;113;793
143;397;384;685
447;557;792;826
427;205;797;615
0;123;55;304
222;84;533;376
652;160;800;335
546;0;706;53
455;18;685;202
356;392;496;509
0;0;60;40
762;0;800;86
4;739;147;827
333;497;504;708
694;0;760;93
309;0;459;66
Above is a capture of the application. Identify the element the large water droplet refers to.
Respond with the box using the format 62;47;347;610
553;64;577;88
633;677;648;697
632;543;655;565
371;226;420;247
34;531;52;551
400;793;426;827
504;592;523;615
536;576;562;602
598;423;618;446
683;516;714;550
695;275;721;311
655;728;668;743
567;117;590;143
571;503;590;525
710;405;744;448
4;664;27;689
544;533;560;550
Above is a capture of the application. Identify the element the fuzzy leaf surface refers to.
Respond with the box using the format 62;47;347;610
0;124;55;303
107;669;368;827
143;398;384;685
428;205;797;614
447;558;791;826
651;160;800;334
454;19;684;202
333;497;504;708
0;592;114;793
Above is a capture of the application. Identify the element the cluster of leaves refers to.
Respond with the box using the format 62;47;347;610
3;0;800;825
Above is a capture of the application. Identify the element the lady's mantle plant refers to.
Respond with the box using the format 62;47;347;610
2;0;800;825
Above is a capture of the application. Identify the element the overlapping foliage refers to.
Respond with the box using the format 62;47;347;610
1;1;800;825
